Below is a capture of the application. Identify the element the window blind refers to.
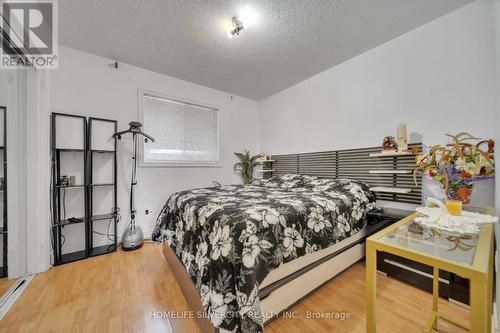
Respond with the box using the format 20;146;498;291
143;94;219;164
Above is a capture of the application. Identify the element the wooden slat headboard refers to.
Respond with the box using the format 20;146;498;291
262;143;423;204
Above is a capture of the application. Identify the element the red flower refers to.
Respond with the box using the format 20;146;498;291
456;187;472;204
460;171;472;178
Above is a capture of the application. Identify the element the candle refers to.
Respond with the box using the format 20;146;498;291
397;124;408;152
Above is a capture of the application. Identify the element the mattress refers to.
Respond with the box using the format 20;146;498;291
152;175;376;333
260;224;368;288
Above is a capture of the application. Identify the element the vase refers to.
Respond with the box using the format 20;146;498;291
422;175;494;206
448;187;472;204
422;175;447;202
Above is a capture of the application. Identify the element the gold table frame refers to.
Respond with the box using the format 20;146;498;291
366;208;495;333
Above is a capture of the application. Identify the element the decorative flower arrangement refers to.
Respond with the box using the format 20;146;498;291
413;132;495;204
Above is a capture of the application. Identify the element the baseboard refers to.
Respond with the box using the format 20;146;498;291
0;274;34;320
49;229;156;267
92;228;154;248
494;301;498;333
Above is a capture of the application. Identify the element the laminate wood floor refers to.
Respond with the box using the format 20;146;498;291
0;278;15;298
0;243;469;333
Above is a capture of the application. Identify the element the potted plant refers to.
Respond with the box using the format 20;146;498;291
414;132;495;204
234;150;262;184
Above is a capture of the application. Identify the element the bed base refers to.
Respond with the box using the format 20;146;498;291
163;244;216;333
162;242;365;333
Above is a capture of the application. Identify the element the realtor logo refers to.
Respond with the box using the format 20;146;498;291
1;0;58;69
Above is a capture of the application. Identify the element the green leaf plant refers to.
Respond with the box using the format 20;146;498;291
234;149;262;185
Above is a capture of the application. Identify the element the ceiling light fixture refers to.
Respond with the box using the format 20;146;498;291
227;16;245;39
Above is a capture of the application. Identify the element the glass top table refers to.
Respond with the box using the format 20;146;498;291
378;205;492;266
366;205;495;333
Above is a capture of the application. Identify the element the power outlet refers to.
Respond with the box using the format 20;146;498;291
145;209;152;215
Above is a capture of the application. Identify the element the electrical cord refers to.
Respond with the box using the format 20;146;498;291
92;217;115;242
112;206;121;223
92;207;120;242
61;186;68;249
50;149;122;254
62;187;67;221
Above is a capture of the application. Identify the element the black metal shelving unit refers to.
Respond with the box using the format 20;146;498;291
51;113;118;265
0;106;7;278
88;117;117;257
51;113;88;265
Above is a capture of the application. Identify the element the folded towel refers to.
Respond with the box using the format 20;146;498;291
414;197;498;234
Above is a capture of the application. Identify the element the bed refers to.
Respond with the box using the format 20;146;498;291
152;174;376;333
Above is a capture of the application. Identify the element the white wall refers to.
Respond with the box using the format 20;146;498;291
44;0;498;263
494;0;500;329
260;0;496;154
49;47;260;253
495;0;500;215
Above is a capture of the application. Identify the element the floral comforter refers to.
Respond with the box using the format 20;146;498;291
152;174;375;333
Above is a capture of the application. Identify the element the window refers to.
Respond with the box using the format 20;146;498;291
140;92;220;166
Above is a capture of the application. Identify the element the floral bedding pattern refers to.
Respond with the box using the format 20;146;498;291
152;174;376;333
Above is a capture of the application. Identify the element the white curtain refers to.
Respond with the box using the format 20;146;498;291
0;68;51;278
25;69;51;274
1;68;28;278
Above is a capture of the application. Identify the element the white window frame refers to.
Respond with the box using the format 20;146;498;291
137;88;222;168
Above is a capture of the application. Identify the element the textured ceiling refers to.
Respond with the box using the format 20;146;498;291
59;0;472;100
